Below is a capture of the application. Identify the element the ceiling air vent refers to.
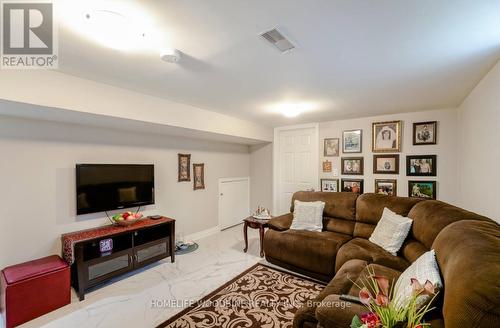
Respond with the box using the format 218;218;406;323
260;28;295;53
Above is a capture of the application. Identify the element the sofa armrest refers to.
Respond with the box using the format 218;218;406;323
316;294;365;328
268;213;293;231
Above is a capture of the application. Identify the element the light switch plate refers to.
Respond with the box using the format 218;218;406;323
333;168;339;177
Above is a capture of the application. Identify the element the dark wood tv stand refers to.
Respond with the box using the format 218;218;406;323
62;217;175;301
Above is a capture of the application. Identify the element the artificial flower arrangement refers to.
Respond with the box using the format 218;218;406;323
350;268;438;328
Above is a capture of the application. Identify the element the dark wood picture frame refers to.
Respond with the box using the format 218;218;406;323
178;154;191;182
320;178;339;192
375;179;397;196
372;120;402;153
324;138;340;157
373;154;400;174
193;163;205;190
408;181;436;199
406;155;437;176
413;121;437;145
341;179;364;194
341;157;364;175
342;129;363;153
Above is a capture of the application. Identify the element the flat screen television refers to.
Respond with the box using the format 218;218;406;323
76;164;155;215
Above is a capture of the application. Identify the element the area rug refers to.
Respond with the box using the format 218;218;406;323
157;263;325;328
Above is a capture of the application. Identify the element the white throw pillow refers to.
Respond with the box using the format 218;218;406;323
369;207;413;256
394;250;443;308
289;200;325;232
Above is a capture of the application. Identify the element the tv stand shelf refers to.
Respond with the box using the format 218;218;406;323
61;217;175;301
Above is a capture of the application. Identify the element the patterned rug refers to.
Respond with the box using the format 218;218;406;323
157;263;325;328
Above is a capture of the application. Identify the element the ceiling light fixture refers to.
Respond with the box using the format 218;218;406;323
59;1;161;52
84;9;146;51
271;102;318;118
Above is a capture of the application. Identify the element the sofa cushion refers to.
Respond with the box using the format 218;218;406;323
432;220;500;327
369;208;413;256
267;213;293;231
290;200;325;231
336;238;410;272
291;192;358;234
264;229;351;277
354;194;422;238
313;262;402;328
293;259;368;328
407;200;490;250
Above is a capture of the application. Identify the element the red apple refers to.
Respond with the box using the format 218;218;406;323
122;212;130;219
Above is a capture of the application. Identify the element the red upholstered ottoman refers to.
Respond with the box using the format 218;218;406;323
1;255;70;328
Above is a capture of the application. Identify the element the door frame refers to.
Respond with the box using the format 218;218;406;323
273;123;320;215
218;177;251;230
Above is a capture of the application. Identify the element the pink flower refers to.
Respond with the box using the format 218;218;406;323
359;287;372;306
374;292;389;307
411;278;436;296
372;275;390;296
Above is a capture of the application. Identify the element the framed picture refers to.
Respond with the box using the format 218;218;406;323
375;179;397;196
324;138;340;157
178;153;191;182
193;163;205;190
321;179;339;192
322;160;332;172
342;129;362;153
341;157;364;175
406;155;437;176
373;154;400;174
372;121;402;153
408;181;436;199
413;121;437;145
341;179;364;194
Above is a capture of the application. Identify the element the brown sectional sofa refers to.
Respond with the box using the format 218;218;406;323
263;191;500;328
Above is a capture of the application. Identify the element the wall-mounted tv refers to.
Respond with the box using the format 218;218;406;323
76;164;155;215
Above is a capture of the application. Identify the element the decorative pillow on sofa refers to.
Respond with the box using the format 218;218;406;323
369;207;413;256
289;200;325;232
394;250;443;308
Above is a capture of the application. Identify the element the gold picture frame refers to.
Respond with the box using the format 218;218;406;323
372;120;402;153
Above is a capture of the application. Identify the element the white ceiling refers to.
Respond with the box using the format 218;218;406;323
56;0;500;127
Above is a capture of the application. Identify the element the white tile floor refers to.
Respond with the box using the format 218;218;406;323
3;224;265;328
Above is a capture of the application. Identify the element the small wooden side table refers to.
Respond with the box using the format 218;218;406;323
243;216;270;257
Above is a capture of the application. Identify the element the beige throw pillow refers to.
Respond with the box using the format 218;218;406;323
369;207;413;256
290;200;325;232
394;250;443;308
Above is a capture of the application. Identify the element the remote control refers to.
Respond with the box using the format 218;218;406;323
339;294;363;305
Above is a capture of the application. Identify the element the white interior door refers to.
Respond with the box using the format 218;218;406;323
274;124;319;215
219;177;250;230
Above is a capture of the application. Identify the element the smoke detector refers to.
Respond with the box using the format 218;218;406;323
161;49;182;63
260;28;295;53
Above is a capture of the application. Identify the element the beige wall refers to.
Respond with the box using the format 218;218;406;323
0;116;250;269
0;70;273;143
319;108;459;204
249;143;273;212
458;60;500;222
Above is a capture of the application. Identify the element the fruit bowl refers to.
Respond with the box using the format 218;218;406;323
111;212;143;226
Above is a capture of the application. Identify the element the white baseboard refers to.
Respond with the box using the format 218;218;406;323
185;225;221;241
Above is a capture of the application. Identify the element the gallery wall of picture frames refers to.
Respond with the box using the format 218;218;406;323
321;120;439;199
178;153;206;190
